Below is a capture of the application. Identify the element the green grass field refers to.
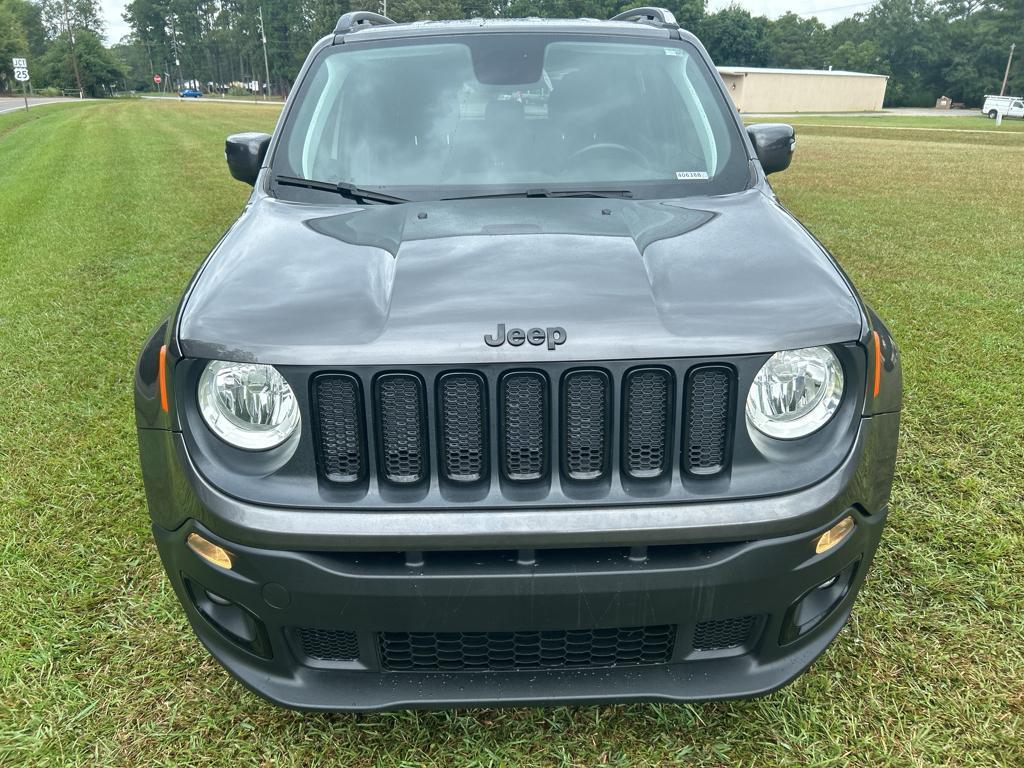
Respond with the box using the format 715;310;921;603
1;101;1022;766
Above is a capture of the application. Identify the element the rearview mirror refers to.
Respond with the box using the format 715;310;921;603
225;132;272;185
746;124;796;175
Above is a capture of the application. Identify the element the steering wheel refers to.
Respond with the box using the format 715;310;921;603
565;142;649;169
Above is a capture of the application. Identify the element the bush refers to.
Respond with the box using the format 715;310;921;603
35;86;61;97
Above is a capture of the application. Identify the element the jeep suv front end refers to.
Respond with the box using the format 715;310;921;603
135;10;901;711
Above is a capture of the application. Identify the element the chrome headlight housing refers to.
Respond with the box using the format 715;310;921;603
746;346;844;440
197;361;300;450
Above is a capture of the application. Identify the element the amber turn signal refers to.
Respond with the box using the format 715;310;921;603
186;532;234;569
814;516;855;554
158;344;169;412
871;330;882;398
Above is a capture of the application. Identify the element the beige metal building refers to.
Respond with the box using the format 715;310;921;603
717;67;889;113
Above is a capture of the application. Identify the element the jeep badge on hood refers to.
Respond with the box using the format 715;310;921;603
485;323;567;350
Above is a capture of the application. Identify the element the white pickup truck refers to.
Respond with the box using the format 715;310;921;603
982;95;1024;118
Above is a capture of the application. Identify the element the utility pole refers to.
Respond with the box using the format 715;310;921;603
143;36;154;86
257;6;272;100
62;1;83;95
169;14;183;91
999;43;1015;97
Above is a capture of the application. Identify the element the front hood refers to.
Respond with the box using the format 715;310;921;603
178;190;863;365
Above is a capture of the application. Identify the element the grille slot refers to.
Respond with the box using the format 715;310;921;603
622;368;672;479
315;375;366;484
375;373;428;484
563;370;610;480
501;372;548;482
379;625;676;672
297;628;360;661
684;366;733;475
438;372;487;483
692;616;756;651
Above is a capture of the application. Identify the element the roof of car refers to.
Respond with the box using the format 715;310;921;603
718;66;888;79
336;17;692;43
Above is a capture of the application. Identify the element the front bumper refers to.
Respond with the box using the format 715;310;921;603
155;507;884;711
142;413;898;711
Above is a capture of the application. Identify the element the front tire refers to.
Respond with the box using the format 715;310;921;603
988;109;998;119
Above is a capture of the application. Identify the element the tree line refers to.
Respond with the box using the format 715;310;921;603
0;0;1020;106
0;1;123;96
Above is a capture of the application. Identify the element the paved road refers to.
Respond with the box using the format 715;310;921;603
141;95;284;106
0;96;87;114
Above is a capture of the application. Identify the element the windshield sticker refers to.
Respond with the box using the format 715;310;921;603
676;171;709;180
664;48;682;56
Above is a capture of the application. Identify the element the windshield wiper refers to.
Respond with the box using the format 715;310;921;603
442;188;635;201
272;174;409;204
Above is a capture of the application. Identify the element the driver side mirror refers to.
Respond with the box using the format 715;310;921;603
225;132;272;185
746;124;796;175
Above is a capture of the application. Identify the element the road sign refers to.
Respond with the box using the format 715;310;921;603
13;57;30;82
153;74;162;84
12;58;30;111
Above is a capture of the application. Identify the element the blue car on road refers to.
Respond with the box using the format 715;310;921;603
179;89;202;98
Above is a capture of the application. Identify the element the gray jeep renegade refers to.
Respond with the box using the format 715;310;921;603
135;8;902;711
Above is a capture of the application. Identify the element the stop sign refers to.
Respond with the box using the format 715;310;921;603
153;74;162;84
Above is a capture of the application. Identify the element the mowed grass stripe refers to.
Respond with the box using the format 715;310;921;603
774;127;1024;761
0;101;278;767
1;100;1022;766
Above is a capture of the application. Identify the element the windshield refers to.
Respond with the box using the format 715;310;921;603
273;33;750;200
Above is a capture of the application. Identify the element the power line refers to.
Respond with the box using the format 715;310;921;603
793;1;877;18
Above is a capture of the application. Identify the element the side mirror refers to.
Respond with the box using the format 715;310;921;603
746;123;796;175
225;132;272;185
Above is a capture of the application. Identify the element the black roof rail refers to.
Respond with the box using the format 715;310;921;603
334;11;396;34
609;7;679;27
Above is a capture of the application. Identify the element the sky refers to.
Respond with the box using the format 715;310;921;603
99;0;875;45
101;0;131;45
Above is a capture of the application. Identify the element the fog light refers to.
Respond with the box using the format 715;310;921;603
814;516;854;554
205;589;232;605
187;532;233;569
781;558;861;644
183;576;271;658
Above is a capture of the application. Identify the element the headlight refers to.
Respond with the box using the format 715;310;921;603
197;361;300;450
746;346;843;440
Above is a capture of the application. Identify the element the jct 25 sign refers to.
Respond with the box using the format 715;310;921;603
13;57;30;81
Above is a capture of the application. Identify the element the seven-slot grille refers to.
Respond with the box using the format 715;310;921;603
314;364;733;488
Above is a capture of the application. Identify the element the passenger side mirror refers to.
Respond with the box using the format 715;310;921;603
225;132;272;185
746;124;796;175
